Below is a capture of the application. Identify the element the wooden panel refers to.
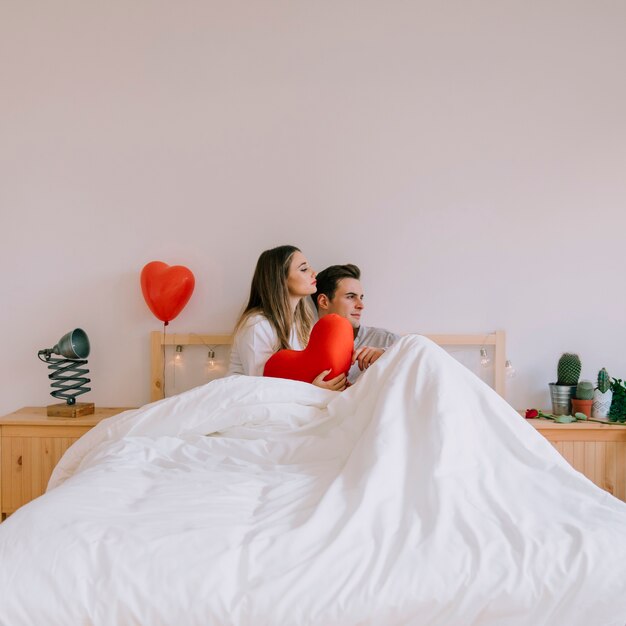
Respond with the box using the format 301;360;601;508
31;437;43;498
493;330;506;398
423;334;497;346
0;434;9;514
606;442;617;497
561;441;574;467
584;443;596;484
157;333;233;346
1;438;12;512
52;438;62;467
41;437;55;492
151;331;165;402
572;441;585;474
10;438;23;513
595;442;607;492
617;442;626;501
22;437;32;506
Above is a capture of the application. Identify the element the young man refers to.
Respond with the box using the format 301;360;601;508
312;264;400;384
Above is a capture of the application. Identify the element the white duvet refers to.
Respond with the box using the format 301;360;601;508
1;336;626;626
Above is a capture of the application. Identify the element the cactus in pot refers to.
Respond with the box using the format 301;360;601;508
592;367;613;418
550;353;581;413
571;379;594;418
557;353;582;386
549;353;581;415
576;380;594;399
597;368;610;393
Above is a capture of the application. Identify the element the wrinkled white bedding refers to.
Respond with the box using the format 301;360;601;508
1;336;626;626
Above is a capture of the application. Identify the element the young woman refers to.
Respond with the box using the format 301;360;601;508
228;245;347;391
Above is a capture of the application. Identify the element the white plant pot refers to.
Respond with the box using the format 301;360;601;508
592;388;613;418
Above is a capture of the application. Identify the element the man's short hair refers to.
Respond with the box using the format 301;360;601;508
312;264;361;310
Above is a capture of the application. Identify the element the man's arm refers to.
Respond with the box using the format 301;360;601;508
352;345;386;371
351;326;400;372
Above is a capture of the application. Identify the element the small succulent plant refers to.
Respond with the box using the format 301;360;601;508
576;380;594;400
597;367;611;394
557;353;581;386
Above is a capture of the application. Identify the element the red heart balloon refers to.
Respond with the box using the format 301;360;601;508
264;314;354;383
140;261;195;325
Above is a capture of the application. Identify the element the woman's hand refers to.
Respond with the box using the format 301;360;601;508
312;370;347;391
352;346;385;371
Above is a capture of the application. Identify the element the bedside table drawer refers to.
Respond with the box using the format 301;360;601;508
1;429;88;515
0;407;133;520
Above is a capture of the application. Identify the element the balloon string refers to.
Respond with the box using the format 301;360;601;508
162;322;167;398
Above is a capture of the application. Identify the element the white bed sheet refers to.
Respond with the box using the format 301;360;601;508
1;335;625;626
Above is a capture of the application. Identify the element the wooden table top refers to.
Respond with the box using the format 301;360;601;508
0;406;135;427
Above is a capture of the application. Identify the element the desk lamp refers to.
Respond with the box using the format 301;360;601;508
37;328;94;417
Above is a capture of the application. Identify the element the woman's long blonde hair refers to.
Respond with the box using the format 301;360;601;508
234;245;314;350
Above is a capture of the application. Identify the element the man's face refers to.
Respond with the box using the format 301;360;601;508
319;277;364;329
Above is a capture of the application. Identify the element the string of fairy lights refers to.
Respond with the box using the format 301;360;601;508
164;332;222;395
166;339;516;397
479;347;516;378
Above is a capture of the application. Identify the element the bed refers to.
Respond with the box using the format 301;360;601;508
1;331;625;626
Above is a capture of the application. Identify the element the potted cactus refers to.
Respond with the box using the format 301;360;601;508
571;380;594;418
549;353;581;415
592;367;612;418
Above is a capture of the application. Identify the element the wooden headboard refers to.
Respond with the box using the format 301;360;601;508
150;330;506;402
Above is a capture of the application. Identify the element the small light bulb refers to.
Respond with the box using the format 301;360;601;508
175;345;183;362
207;349;216;370
480;348;491;368
505;360;516;378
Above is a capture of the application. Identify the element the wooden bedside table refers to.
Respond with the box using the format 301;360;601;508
527;418;626;502
0;406;133;520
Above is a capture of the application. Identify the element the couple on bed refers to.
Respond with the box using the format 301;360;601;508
227;245;399;390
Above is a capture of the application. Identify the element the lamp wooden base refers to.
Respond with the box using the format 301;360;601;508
46;402;95;418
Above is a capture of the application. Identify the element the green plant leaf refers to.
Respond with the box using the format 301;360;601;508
574;412;587;420
537;411;555;420
555;415;576;423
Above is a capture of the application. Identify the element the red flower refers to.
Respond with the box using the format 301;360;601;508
525;409;539;419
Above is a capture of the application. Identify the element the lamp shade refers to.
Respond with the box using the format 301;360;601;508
51;328;90;360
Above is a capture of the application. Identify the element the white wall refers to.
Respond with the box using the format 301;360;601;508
1;1;625;415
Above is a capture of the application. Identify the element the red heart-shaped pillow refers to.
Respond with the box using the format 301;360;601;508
264;314;354;383
140;261;195;325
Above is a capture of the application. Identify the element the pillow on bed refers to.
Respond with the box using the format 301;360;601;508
264;314;354;383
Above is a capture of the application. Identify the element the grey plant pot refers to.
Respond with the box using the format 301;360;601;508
549;383;577;415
